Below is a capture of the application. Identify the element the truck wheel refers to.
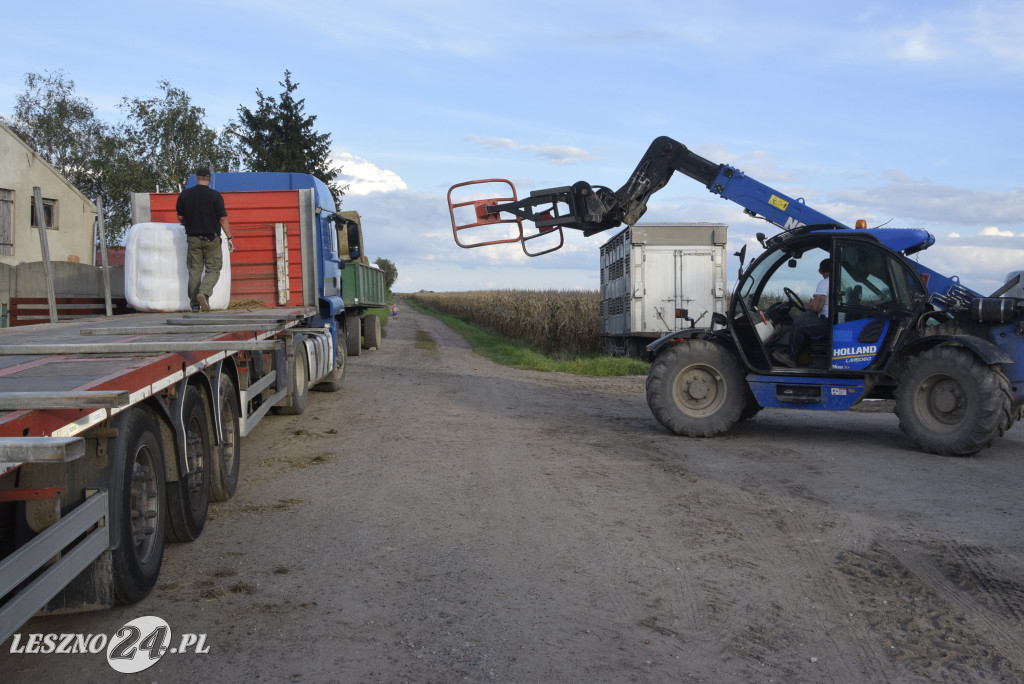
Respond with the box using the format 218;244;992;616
364;314;381;350
211;372;241;501
646;340;747;437
314;328;347;392
346;312;362;357
166;385;212;542
275;335;309;415
111;408;167;604
894;346;1012;456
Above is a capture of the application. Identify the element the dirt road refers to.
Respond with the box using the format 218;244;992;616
4;301;1024;682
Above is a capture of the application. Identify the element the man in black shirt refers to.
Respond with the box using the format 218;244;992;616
176;167;233;312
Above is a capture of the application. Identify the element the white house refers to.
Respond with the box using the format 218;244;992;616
0;121;96;266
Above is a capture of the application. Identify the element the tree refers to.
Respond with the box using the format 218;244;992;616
96;81;241;242
236;70;345;206
374;257;398;292
117;81;241;193
4;73;240;244
3;70;109;204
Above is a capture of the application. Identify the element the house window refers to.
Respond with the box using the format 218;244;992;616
0;189;13;256
31;197;58;230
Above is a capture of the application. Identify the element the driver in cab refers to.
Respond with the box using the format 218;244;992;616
773;258;830;367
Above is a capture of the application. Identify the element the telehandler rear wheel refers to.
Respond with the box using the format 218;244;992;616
646;340;747;437
894;346;1012;456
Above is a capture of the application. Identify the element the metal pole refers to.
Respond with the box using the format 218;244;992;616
32;187;58;324
96;196;112;316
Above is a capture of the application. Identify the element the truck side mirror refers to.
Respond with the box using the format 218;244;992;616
734;244;747;279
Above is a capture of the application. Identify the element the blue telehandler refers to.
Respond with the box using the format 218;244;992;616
448;137;1024;456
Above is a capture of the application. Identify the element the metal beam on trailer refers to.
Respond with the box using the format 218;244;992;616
79;324;290;336
0;340;282;355
165;316;304;326
0;490;110;645
0;391;130;410
0;437;86;464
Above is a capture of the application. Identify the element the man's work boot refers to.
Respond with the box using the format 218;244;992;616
772;350;798;368
197;293;210;312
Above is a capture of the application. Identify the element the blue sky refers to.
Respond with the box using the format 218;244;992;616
2;1;1023;294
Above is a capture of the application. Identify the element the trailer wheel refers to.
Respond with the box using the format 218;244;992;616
166;385;212;542
314;328;347;392
346;312;362;357
894;346;1012;456
112;408;167;604
363;314;381;350
646;340;747;437
275;335;309;415
211;372;241;501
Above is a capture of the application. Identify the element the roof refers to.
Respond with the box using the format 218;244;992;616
766;223;935;255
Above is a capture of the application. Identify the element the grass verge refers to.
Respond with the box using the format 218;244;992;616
404;296;649;377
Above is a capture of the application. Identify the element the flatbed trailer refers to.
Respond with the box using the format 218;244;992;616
0;175;369;646
0;307;325;643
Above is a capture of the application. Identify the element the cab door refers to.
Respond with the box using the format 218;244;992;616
831;240;926;371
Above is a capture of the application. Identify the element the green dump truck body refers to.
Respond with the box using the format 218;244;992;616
341;262;387;309
337;210;387;310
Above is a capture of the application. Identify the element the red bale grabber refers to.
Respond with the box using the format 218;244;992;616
447;179;566;257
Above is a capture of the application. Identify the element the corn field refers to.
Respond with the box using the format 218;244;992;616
409;290;601;356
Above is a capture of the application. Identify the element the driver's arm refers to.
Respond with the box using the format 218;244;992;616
806;294;826;314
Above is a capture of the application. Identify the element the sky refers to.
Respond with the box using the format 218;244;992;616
2;1;1023;294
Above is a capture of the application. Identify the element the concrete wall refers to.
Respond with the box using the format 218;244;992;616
0;122;97;266
0;261;124;325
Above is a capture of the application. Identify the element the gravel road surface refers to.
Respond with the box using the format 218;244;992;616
4;300;1023;682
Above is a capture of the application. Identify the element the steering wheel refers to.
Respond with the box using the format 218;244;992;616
784;287;806;312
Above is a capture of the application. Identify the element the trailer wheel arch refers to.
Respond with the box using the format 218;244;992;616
164;381;213;542
210;361;242;501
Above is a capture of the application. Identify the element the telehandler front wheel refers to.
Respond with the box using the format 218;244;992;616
894;346;1012;456
646;340;747;437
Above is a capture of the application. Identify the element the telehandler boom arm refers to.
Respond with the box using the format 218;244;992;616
448;136;846;256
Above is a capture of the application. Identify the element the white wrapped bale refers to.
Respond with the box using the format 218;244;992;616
123;222;231;312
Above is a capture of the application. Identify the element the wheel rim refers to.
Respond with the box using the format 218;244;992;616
296;350;308;392
672;363;725;417
129;444;160;563
219;384;238;480
915;372;967;428
185;412;207;510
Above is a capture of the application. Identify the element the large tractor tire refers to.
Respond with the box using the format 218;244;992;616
346;312;362;357
646;340;748;437
363;314;381;350
894;346;1012;456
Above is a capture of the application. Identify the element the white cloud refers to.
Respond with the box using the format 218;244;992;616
980;226;1015;238
465;135;602;164
890;23;944;61
334;152;407;196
